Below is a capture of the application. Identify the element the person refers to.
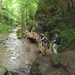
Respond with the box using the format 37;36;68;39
40;34;48;55
52;33;61;54
40;34;50;47
41;34;47;43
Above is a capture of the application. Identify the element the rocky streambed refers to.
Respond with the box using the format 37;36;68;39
0;27;40;75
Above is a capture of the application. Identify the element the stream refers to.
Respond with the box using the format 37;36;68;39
0;27;38;70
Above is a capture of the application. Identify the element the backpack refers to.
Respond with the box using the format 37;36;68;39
56;37;61;45
42;36;47;43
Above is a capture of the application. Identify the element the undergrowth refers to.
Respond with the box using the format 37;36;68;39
0;23;14;36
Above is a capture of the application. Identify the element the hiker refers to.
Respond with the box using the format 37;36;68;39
40;34;48;54
52;33;60;54
40;34;48;43
41;34;50;47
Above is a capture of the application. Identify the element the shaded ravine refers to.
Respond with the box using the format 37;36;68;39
0;27;38;69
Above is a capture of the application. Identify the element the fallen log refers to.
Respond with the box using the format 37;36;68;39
25;30;53;55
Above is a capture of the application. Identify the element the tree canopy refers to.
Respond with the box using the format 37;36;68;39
0;0;39;36
1;0;39;23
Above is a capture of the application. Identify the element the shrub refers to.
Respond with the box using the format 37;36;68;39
0;24;13;36
16;29;22;39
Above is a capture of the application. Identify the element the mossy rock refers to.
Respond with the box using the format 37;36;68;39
30;63;42;75
50;55;61;68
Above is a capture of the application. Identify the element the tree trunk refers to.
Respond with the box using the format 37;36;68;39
0;0;4;23
25;10;27;26
67;0;71;12
0;0;2;10
21;10;24;37
59;5;64;17
70;0;73;9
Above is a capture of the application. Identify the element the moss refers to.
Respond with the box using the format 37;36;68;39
16;29;22;39
50;55;61;68
30;62;42;75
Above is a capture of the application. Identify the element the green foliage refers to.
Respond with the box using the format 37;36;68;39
1;0;39;38
17;21;35;39
0;45;8;50
0;8;18;25
0;66;13;71
27;21;35;31
1;0;75;51
51;55;61;68
54;57;60;66
16;29;22;39
0;24;13;36
36;0;75;51
44;32;49;39
0;5;16;36
51;14;75;50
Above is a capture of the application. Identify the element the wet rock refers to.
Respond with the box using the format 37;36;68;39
66;62;75;75
30;63;42;75
4;71;18;75
4;67;31;75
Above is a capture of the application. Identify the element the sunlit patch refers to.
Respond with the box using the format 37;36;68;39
11;57;17;60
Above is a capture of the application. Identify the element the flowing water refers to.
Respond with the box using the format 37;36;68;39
0;27;38;69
